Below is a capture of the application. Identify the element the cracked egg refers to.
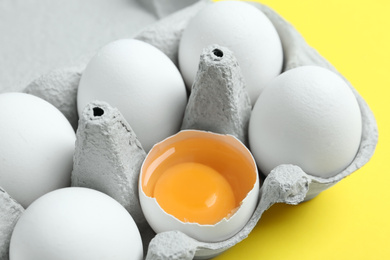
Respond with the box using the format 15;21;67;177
139;130;259;242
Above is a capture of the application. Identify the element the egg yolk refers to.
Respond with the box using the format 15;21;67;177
141;132;257;225
153;162;236;224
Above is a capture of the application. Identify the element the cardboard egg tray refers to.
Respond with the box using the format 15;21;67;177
0;0;378;259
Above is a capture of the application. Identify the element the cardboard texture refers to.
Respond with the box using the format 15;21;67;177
0;188;24;260
137;0;199;18
71;101;154;254
24;66;84;132
134;0;208;67
181;44;252;145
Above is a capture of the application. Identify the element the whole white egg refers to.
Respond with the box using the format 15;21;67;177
179;0;283;105
9;187;143;260
77;39;187;151
249;66;362;178
0;92;75;208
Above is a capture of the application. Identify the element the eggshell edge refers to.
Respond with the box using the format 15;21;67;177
139;130;260;243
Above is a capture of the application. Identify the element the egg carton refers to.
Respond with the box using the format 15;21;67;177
0;0;378;259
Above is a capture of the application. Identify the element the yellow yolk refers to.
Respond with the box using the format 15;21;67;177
153;162;236;224
141;132;257;225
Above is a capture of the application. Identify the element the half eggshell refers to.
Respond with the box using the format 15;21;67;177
139;130;259;243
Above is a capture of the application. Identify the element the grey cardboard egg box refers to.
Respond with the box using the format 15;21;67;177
0;0;378;259
0;188;24;260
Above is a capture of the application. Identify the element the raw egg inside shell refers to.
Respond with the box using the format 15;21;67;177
153;162;236;225
139;130;259;242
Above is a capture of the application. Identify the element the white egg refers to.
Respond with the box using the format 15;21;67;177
9;187;143;260
179;0;283;105
249;66;362;178
77;39;187;151
0;92;75;208
139;130;259;242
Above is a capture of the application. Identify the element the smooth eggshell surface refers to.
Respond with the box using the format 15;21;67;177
77;39;187;151
179;0;283;105
249;66;362;178
0;92;75;208
9;187;143;260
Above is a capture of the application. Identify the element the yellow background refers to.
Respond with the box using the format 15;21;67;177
214;0;390;259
